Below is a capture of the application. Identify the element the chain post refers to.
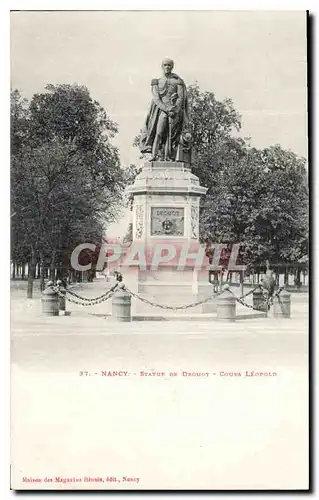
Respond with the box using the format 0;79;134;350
42;281;59;316
56;280;66;313
253;288;268;314
217;285;236;322
273;288;291;318
112;282;132;322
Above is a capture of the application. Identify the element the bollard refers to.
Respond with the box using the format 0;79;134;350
56;280;66;313
202;296;218;313
253;288;268;314
112;283;131;322
199;283;217;313
273;289;291;318
42;283;59;316
217;289;236;322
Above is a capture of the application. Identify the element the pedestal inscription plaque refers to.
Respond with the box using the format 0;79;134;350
151;207;184;236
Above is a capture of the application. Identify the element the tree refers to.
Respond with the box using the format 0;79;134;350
11;90;33;284
186;84;243;191
244;146;308;267
132;83;308;272
28;83;124;192
11;84;125;296
123;223;133;244
122;163;142;210
201;145;308;270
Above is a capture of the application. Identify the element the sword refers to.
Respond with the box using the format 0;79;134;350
165;93;178;161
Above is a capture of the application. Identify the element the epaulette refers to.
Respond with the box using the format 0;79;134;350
151;78;158;86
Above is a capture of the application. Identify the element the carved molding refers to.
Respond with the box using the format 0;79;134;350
191;205;199;239
135;205;144;239
147;195;188;202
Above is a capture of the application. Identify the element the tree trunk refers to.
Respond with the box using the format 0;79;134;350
284;265;289;286
49;249;56;281
27;249;37;299
240;270;244;297
295;268;301;287
39;251;46;291
22;263;26;280
60;265;68;281
36;263;41;279
67;270;72;285
12;261;16;279
289;268;295;285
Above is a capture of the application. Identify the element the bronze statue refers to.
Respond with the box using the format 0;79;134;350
139;58;190;162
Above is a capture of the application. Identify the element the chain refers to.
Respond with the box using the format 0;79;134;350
229;285;284;312
239;285;261;300
123;286;224;311
52;283;118;307
65;283;119;302
49;282;286;312
233;294;269;312
122;284;270;312
227;286;269;312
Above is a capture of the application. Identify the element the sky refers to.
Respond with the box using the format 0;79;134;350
11;10;307;167
10;10;308;238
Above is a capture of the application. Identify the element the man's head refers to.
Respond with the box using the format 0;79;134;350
162;58;174;75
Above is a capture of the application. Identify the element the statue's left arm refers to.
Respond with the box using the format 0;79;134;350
175;81;185;113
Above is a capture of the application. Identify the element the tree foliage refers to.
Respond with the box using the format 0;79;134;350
11;85;125;295
133;83;308;268
201;145;308;266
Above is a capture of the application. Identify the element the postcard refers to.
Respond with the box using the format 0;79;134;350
10;10;309;491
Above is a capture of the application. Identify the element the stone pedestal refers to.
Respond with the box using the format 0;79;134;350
123;161;209;315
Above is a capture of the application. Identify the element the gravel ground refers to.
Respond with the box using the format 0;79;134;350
10;281;309;491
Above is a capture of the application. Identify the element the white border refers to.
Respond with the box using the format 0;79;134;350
1;3;11;500
6;0;318;10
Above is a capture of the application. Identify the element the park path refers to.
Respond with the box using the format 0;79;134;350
10;279;309;490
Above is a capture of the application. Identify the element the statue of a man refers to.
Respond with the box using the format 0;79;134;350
139;58;189;161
